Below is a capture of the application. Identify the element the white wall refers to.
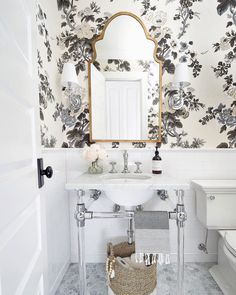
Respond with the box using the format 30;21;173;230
65;149;236;264
41;150;70;295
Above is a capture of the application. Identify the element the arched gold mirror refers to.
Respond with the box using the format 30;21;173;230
88;12;162;142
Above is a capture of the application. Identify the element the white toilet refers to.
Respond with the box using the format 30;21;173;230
192;180;236;295
210;230;236;295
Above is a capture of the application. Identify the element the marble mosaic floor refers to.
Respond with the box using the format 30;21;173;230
56;263;223;295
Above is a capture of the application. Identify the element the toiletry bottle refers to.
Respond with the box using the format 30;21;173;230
152;145;162;174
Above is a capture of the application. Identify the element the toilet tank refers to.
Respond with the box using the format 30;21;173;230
192;180;236;229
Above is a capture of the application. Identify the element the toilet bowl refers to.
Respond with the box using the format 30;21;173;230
210;230;236;295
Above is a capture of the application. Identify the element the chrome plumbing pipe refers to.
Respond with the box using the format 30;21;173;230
127;217;135;244
87;211;135;244
91;211;134;219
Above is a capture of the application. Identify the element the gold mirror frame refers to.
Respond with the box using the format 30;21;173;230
88;11;163;143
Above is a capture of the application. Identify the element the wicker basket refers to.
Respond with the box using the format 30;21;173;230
107;242;157;295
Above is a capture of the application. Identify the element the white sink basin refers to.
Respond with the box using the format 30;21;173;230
101;173;153;207
65;173;189;208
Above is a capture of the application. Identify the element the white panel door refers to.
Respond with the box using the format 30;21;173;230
0;0;45;294
91;65;106;139
106;80;141;140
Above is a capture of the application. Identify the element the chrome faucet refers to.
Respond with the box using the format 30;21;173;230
122;150;130;173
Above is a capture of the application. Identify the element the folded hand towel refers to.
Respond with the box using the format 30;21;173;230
134;211;170;265
135;211;169;230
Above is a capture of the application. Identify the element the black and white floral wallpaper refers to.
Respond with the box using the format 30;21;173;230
37;0;72;148
37;0;236;148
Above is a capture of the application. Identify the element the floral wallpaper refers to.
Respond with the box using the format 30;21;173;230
37;0;236;148
37;1;64;147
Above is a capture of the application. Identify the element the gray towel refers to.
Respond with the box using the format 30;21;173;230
135;211;169;230
134;211;170;263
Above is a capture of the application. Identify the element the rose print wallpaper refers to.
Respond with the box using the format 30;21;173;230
37;0;236;148
37;0;63;147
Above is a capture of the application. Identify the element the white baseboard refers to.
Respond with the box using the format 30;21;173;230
183;253;217;263
49;261;70;295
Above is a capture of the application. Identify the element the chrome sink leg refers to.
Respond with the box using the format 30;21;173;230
169;189;187;295
176;189;187;295
75;190;87;295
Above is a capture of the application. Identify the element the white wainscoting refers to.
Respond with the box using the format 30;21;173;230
41;149;70;295
65;148;236;264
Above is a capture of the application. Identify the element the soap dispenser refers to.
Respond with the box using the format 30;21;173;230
152;144;162;174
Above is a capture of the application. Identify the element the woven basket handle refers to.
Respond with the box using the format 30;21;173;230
107;243;116;281
107;242;114;259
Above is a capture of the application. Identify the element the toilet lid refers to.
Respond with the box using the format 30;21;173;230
224;231;236;257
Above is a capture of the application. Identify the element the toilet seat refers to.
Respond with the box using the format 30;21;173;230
219;230;236;257
225;231;236;257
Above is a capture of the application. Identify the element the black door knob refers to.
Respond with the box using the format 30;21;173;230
41;166;53;178
37;158;53;188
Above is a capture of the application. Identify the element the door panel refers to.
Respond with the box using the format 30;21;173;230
106;80;141;139
0;199;42;295
0;169;38;231
1;0;31;61
0;93;33;165
0;0;45;294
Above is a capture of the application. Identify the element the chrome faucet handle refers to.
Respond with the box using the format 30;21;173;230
109;161;117;173
134;162;142;173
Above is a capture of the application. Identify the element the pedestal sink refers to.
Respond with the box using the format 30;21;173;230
101;173;153;207
65;172;189;295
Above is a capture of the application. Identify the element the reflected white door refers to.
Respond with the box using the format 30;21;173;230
106;80;141;140
0;1;45;294
91;65;106;139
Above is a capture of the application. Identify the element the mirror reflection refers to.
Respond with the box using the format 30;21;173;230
89;12;162;142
